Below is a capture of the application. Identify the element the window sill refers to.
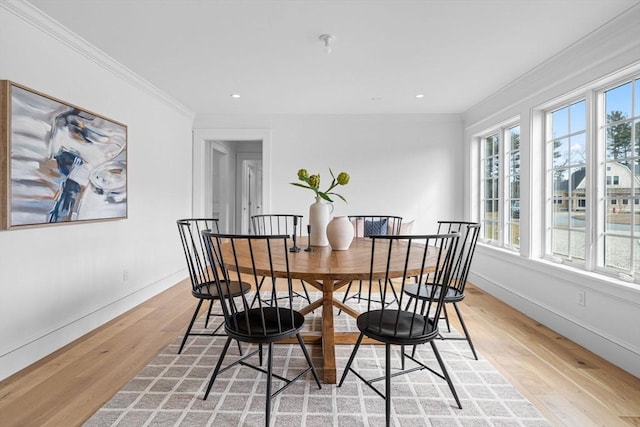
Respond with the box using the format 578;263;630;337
475;243;640;301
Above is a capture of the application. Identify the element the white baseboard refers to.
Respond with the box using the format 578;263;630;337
469;272;640;378
0;269;187;382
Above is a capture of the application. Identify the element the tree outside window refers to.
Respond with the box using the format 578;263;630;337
547;100;587;261
479;124;520;249
603;79;640;274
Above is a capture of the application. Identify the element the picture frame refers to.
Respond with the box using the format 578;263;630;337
0;81;127;230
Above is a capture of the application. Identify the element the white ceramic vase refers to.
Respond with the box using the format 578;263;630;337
309;196;334;246
326;216;355;250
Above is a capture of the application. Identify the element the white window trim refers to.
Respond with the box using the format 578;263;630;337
535;71;640;282
476;117;520;250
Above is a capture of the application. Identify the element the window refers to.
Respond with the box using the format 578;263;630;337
542;73;640;279
480;133;499;242
606;175;620;185
547;100;587;263
602;78;640;274
506;126;521;248
479;123;520;249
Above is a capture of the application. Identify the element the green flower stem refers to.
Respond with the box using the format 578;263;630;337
291;167;350;203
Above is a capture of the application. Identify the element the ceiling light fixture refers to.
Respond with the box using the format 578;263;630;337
230;93;241;98
415;94;425;99
319;34;335;54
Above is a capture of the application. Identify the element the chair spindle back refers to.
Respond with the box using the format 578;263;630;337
363;233;460;341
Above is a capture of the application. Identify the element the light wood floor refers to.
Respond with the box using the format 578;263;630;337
1;281;638;426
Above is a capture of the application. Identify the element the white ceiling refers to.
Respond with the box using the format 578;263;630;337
27;0;640;117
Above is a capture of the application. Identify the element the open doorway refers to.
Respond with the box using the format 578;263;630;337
192;129;270;233
204;140;261;233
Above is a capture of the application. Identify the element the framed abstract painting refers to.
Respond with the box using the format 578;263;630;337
0;81;127;229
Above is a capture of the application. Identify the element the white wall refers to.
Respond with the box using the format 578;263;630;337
0;3;194;380
463;6;640;376
194;114;464;233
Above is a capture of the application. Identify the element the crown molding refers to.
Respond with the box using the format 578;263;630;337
2;0;195;121
463;3;640;129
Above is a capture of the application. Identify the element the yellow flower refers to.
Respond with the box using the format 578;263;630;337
308;174;320;188
290;167;350;203
337;172;350;185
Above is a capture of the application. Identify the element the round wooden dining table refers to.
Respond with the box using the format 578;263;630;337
221;236;431;384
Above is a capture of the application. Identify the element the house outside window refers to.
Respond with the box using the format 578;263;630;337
601;78;640;274
543;74;640;279
547;100;587;263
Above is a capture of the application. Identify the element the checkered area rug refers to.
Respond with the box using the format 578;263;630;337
84;293;551;427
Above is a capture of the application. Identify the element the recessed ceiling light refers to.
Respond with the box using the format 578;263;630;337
371;96;383;101
230;94;241;99
415;94;425;99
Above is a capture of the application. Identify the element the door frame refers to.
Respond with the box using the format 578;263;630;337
192;129;271;220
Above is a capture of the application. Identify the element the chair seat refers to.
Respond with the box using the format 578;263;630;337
193;280;251;299
404;283;464;303
357;309;438;345
226;307;305;343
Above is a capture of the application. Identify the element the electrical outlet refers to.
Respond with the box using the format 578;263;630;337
577;290;586;306
123;269;129;282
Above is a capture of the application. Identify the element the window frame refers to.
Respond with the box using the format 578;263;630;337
478;120;521;250
539;72;640;281
596;75;640;278
543;96;590;269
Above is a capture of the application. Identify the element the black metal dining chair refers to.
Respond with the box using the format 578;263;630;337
338;233;463;426
250;214;312;306
340;215;403;309
201;232;321;427
404;221;481;359
175;218;251;354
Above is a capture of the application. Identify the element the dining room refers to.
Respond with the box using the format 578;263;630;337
1;1;639;426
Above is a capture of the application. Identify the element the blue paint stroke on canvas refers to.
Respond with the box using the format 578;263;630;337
10;86;127;226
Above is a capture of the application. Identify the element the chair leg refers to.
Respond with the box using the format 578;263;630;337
338;280;355;315
204;299;214;328
300;280;312;305
356;280;363;303
178;299;204;354
442;303;452;332
341;282;352;303
430;341;462;409
453;302;478;360
404;296;413;311
386;279;400;307
265;342;274;427
250;276;268;308
410;298;428;358
296;334;322;389
377;279;385;304
204;336;233;400
385;343;391;427
338;333;365;386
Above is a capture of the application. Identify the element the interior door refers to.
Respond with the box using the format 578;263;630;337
237;156;263;233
